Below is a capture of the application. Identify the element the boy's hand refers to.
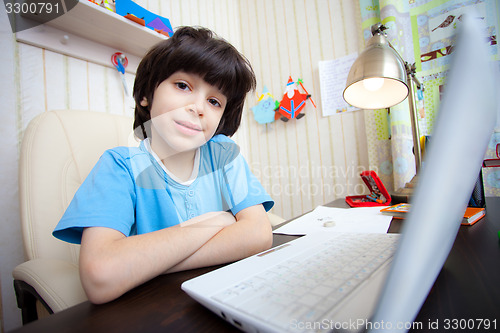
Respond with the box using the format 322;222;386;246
165;205;272;274
179;211;236;228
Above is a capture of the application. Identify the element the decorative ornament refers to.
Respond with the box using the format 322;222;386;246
275;77;315;122
251;86;279;124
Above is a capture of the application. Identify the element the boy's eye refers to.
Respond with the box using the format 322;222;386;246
208;98;221;108
175;82;190;91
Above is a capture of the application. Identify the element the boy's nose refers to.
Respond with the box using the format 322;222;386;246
187;96;205;116
186;103;203;116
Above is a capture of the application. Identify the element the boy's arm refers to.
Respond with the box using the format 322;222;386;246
79;211;235;304
165;204;273;273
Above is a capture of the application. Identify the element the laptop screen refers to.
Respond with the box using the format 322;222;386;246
369;12;498;332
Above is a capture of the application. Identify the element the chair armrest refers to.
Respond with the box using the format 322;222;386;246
13;258;88;313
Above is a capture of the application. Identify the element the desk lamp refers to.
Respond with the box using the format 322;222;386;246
343;23;424;173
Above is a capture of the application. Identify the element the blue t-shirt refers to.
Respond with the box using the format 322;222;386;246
53;135;274;244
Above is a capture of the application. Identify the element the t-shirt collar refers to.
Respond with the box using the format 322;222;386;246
142;138;200;186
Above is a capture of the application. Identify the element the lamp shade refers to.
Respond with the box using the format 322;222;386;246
343;33;409;109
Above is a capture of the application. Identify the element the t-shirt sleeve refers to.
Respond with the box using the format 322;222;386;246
53;149;136;244
220;150;274;214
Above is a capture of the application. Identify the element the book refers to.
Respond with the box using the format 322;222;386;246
461;207;485;225
380;203;410;219
483;158;500;167
483;143;500;167
380;204;485;225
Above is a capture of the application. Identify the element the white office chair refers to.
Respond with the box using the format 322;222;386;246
13;110;136;324
13;109;284;324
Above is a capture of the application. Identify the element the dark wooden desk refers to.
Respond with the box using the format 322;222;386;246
11;198;500;333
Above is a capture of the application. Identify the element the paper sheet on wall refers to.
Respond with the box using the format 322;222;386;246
273;205;392;235
318;53;359;116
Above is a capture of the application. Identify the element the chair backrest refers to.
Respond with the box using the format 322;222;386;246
19;110;136;264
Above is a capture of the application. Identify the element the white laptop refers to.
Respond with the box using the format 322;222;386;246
182;14;498;333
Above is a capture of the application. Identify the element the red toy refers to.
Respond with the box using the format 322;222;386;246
275;77;314;121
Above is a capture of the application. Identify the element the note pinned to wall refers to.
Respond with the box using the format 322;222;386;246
319;53;359;116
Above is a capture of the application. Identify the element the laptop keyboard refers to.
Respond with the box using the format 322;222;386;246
211;233;399;331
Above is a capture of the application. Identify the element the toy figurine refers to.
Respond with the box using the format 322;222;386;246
251;86;279;125
115;0;173;37
275;77;315;122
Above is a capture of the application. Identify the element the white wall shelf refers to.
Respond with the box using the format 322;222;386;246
16;0;168;73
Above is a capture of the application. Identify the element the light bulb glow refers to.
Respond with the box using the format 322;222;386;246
362;77;385;92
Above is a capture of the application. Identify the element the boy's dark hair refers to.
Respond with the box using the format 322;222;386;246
133;26;256;139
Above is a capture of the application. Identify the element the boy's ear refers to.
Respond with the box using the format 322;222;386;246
140;97;148;107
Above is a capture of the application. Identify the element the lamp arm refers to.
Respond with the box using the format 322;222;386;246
406;62;424;91
405;62;423;172
411;75;423;91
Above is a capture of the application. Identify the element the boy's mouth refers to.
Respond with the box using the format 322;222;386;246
174;120;202;135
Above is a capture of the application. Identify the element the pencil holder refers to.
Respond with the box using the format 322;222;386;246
345;170;391;207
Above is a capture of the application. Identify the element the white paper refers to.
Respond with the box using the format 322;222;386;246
273;205;392;235
318;53;359;116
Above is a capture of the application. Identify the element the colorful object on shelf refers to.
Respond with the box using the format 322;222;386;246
111;52;129;96
100;0;115;12
115;0;173;37
88;0;116;12
251;86;279;124
275;76;314;122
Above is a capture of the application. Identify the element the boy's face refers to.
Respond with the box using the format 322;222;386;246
143;71;227;156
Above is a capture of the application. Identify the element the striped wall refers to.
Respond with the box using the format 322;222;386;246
1;1;367;330
237;0;368;220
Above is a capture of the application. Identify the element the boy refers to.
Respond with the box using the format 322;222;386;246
53;26;274;304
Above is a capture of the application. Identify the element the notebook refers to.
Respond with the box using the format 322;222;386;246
182;14;498;333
